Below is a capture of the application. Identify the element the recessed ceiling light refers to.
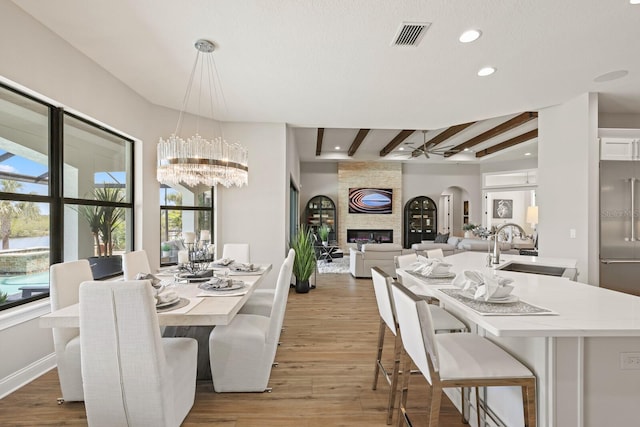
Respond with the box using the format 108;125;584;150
631;0;640;4
399;147;405;151
459;29;481;43
594;70;629;83
334;146;340;150
477;67;496;77
525;152;531;156
463;148;470;152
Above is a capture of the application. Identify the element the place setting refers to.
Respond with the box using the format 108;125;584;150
196;270;248;297
407;258;457;282
438;269;556;316
135;273;192;312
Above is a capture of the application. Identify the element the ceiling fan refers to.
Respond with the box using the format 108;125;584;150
398;130;458;159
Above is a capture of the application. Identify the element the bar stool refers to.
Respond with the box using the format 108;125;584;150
370;267;467;424
391;281;537;427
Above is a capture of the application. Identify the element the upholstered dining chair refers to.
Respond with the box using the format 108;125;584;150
239;249;295;317
49;259;94;403
209;250;294;392
79;281;197;427
391;281;537;427
222;243;251;263
370;267;467;425
425;248;445;260
122;249;152;280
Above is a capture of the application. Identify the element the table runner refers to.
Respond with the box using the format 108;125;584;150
438;288;556;316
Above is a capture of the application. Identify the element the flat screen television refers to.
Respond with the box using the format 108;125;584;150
348;188;393;214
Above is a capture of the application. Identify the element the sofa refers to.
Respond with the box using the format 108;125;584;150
412;235;532;257
349;243;411;278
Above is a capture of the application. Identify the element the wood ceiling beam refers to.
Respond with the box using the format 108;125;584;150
348;129;371;156
315;128;324;156
411;122;476;158
444;112;538;157
475;129;538;158
379;130;416;157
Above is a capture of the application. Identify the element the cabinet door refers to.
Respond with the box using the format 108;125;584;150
601;137;637;161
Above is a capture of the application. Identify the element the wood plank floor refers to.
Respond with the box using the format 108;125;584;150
0;272;468;426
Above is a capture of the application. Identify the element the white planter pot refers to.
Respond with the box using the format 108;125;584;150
464;231;474;239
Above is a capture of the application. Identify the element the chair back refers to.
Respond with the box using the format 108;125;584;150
266;249;295;346
80;281;176;426
122;250;152;280
394;253;418;269
391;282;439;383
222;243;251;263
50;260;94;343
371;267;397;336
426;248;444;260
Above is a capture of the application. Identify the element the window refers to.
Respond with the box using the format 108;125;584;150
0;83;134;311
160;184;213;265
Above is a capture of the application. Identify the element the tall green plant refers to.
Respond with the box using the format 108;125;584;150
79;186;125;257
290;225;316;282
318;224;330;242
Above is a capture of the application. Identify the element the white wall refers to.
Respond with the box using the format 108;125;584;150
538;92;599;284
300;162;339;223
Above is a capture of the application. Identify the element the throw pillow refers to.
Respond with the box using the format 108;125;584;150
434;232;449;243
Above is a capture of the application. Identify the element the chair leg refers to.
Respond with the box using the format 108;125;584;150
475;387;481;427
429;383;443;427
386;332;402;424
397;350;412;427
372;318;386;390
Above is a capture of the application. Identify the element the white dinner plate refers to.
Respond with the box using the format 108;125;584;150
423;272;456;279
156;296;181;308
198;281;245;292
174;272;212;282
460;291;519;304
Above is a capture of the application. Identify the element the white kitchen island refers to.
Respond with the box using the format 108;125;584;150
397;251;640;427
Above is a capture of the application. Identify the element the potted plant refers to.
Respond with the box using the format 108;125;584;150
79;186;125;279
161;242;172;258
317;224;330;246
463;223;476;239
290;225;316;293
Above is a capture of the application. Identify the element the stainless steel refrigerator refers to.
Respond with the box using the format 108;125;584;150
600;160;640;296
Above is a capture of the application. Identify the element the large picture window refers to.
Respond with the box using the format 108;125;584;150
0;83;134;310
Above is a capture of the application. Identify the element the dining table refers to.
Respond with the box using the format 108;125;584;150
40;262;273;380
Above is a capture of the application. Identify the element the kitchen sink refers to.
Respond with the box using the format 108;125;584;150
497;262;577;280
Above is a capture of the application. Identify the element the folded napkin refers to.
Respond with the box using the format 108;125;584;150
181;269;213;279
411;259;452;276
452;270;514;301
213;257;234;266
156;289;179;305
136;272;162;289
200;277;232;289
232;263;256;272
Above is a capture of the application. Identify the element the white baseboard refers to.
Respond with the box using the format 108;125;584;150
0;353;56;399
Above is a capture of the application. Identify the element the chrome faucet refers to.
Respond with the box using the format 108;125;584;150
491;223;527;264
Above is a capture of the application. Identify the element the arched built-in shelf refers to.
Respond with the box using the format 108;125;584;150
404;196;437;249
305;195;337;242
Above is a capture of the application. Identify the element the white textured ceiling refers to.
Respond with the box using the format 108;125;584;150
11;0;640;164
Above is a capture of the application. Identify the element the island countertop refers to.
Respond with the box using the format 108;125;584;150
398;251;640;337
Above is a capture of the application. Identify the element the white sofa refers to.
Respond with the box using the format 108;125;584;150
412;236;531;257
349;243;410;278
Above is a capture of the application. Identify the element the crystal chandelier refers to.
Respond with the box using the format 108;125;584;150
157;39;248;188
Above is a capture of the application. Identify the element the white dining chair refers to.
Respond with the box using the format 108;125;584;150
239;249;295;317
426;248;444;260
49;259;95;403
208;251;294;392
222;243;251;263
79;281;197;427
391;281;537;427
122;249;152;280
370;267;467;424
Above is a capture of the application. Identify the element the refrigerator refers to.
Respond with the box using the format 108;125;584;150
600;160;640;296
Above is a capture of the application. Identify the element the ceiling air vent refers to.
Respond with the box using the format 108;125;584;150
392;22;431;47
